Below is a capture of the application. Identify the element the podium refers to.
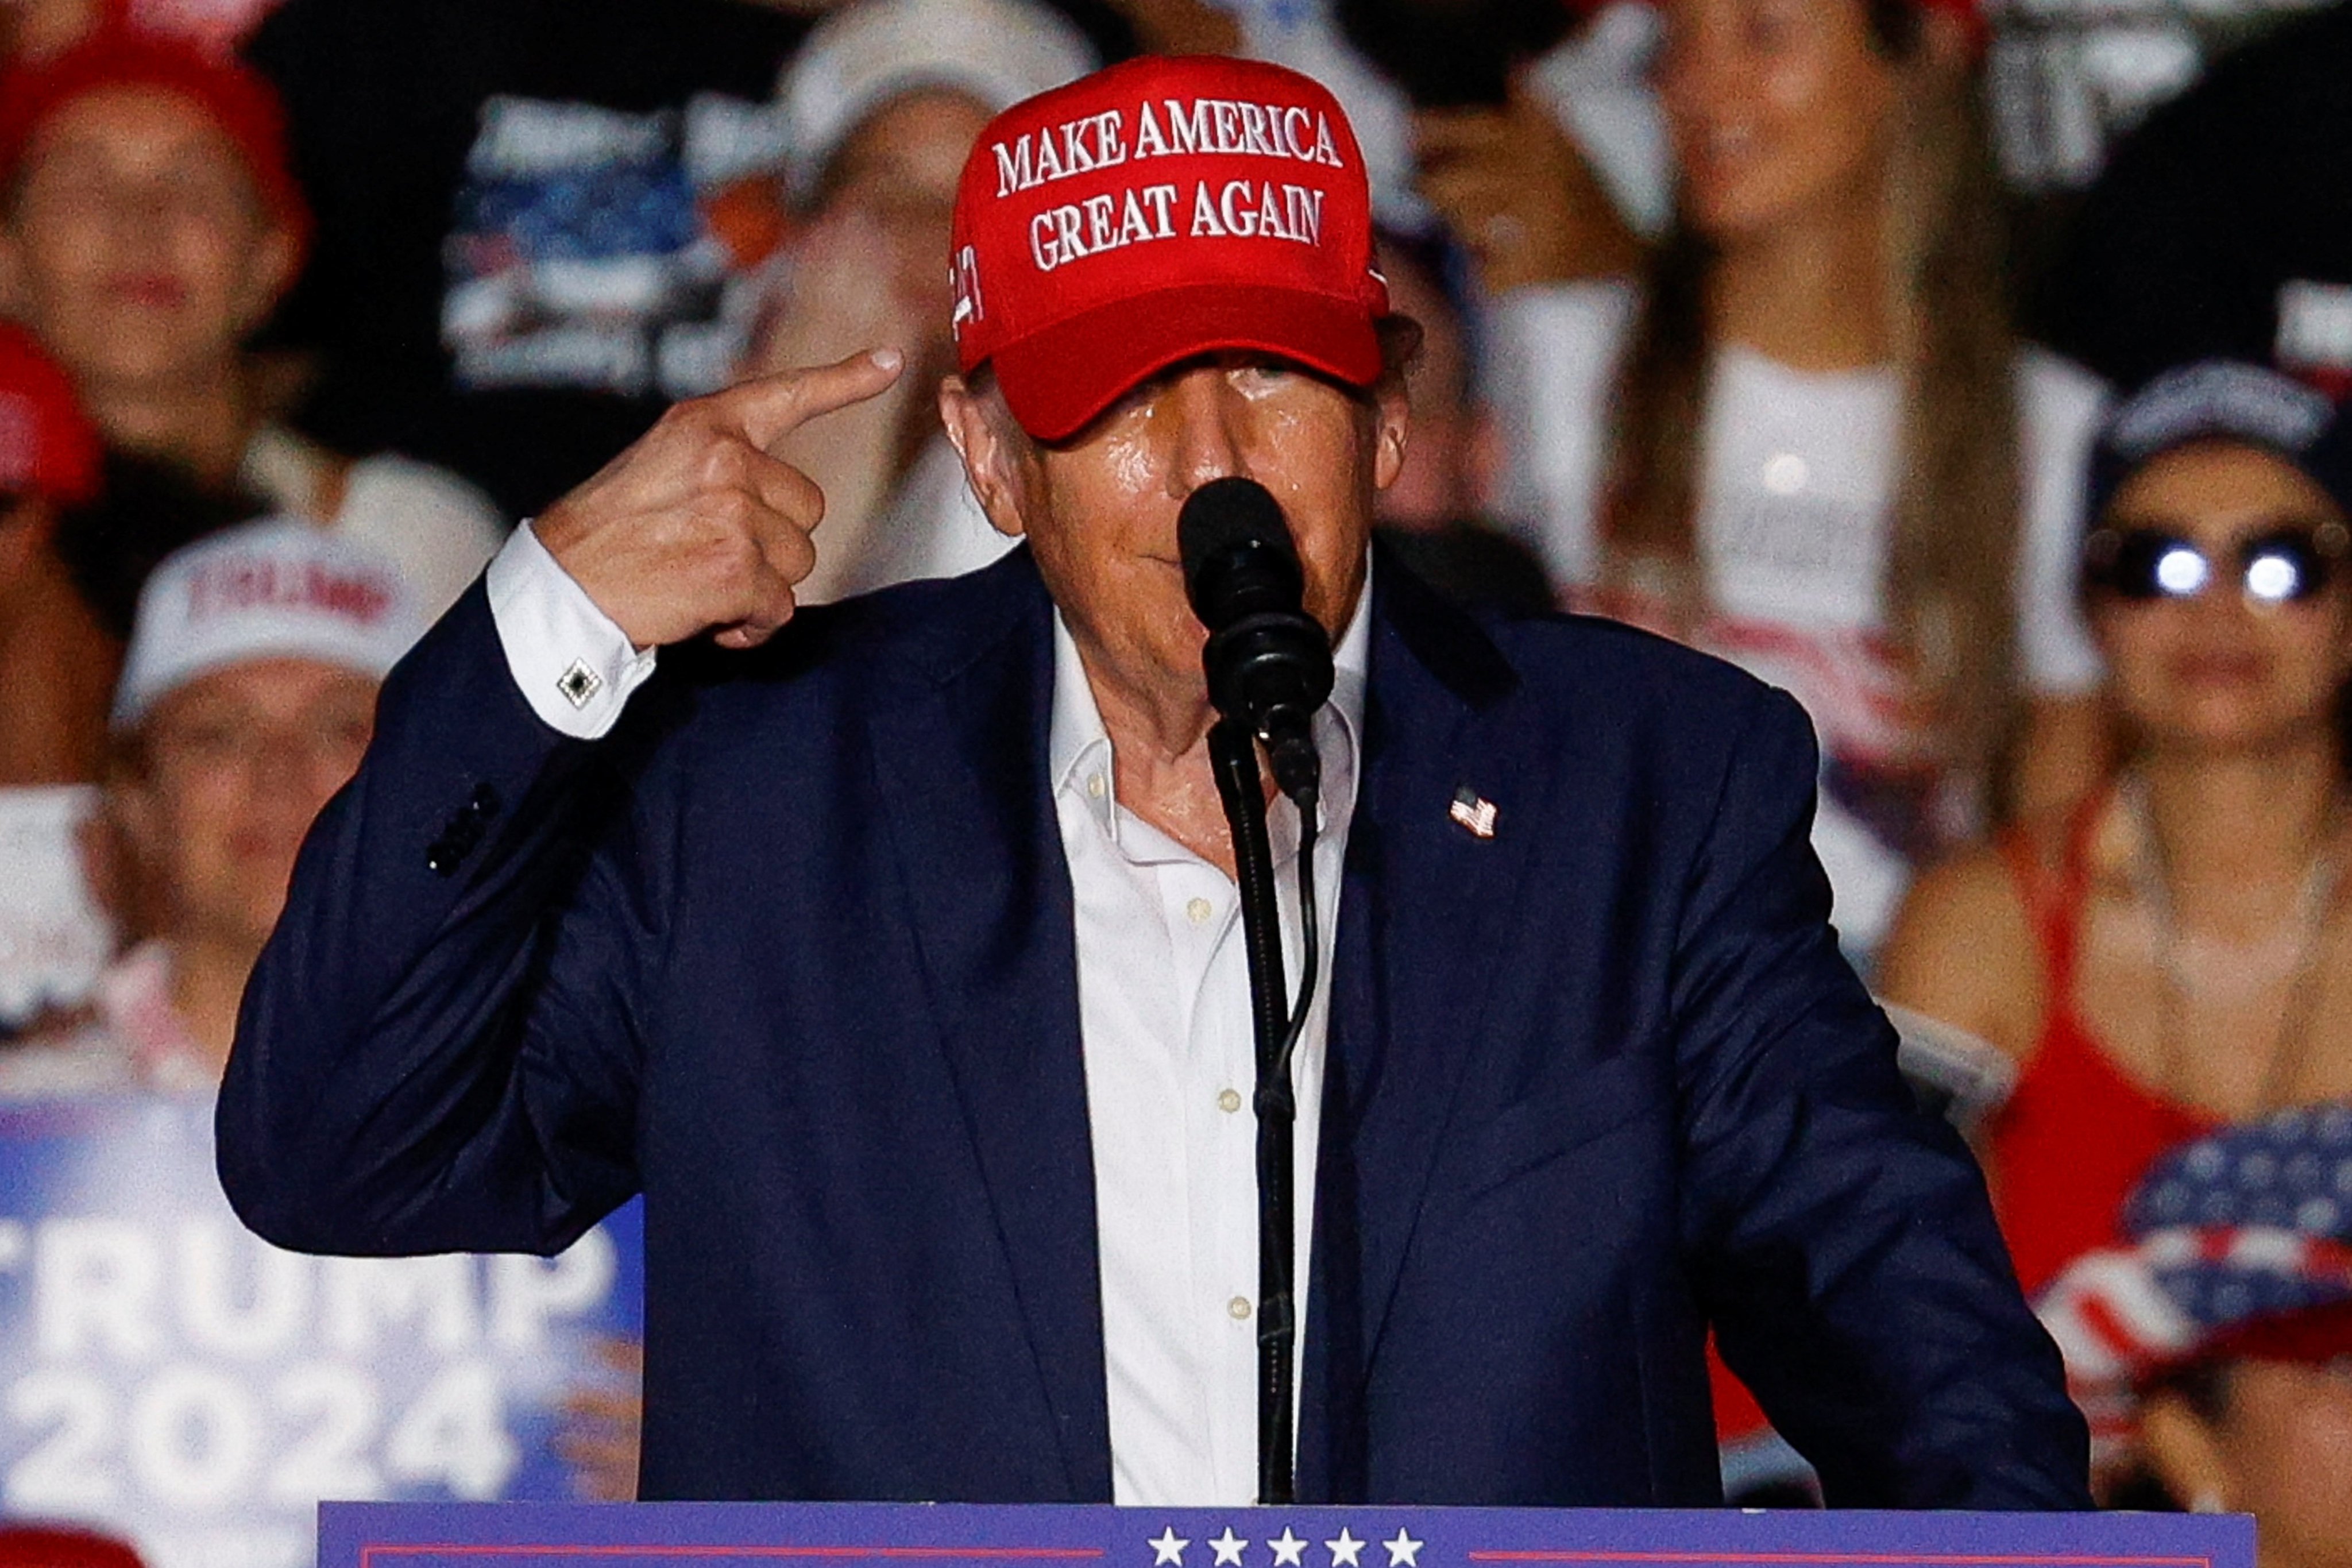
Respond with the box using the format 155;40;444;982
319;1501;2249;1568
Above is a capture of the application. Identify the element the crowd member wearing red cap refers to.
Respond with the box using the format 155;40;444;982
0;325;117;1040
0;28;505;618
220;55;2085;1507
0;325;107;778
1480;0;2110;966
1884;362;2352;1295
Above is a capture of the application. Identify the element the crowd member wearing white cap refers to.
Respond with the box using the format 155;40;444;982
743;0;1094;606
0;517;426;1095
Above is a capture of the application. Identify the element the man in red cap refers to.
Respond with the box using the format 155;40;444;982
221;57;2087;1508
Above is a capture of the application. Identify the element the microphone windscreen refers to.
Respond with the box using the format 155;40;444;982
1179;476;1295;593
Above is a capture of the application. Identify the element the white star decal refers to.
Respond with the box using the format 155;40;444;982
1382;1531;1422;1568
1211;1528;1251;1567
1270;1530;1307;1567
1150;1529;1191;1567
1325;1531;1365;1568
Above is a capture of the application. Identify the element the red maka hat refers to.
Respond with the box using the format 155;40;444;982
0;324;104;505
0;26;311;260
950;55;1390;443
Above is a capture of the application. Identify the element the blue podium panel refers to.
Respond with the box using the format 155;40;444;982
320;1502;2250;1568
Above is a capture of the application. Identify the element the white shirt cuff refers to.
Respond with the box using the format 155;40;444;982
484;522;658;740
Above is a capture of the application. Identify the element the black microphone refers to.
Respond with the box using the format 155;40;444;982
1178;476;1334;804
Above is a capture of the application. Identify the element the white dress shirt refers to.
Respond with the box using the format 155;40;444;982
482;524;1369;1505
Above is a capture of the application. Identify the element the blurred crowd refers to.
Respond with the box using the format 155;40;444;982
1;0;2351;1557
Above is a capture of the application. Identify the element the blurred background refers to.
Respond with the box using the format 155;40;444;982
2;0;2351;1559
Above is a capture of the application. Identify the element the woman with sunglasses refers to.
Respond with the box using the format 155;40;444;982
1880;360;2352;1301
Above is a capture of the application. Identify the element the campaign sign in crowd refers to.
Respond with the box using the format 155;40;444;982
0;1097;643;1568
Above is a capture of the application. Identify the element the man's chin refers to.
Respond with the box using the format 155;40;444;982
1309;561;1370;644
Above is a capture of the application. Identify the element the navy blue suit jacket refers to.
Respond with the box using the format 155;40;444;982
218;545;2088;1509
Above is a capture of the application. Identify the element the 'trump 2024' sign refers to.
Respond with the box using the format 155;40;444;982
0;1095;644;1568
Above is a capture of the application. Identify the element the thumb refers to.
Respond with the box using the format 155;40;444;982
725;346;906;451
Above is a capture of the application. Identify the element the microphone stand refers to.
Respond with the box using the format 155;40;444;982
1207;716;1317;1507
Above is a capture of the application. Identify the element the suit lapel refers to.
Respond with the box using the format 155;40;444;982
1302;555;1548;1500
857;549;1544;1503
862;554;1113;1501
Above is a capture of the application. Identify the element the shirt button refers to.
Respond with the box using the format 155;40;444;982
1087;773;1107;799
1218;1088;1242;1114
1229;1296;1253;1320
1186;897;1213;925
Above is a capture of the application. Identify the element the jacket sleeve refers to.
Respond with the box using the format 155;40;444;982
1671;685;2091;1509
217;584;662;1257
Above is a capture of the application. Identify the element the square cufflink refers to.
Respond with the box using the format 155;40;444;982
557;658;604;710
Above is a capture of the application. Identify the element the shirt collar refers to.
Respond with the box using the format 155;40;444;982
1049;553;1373;846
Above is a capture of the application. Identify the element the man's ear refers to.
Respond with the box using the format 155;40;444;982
1370;314;1420;494
939;374;1034;540
1372;378;1411;493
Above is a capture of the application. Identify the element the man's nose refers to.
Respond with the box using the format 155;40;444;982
1161;367;1250;499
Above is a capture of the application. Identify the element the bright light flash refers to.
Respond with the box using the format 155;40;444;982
2156;546;2210;597
2246;552;2300;603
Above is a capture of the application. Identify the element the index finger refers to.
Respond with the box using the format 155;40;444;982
719;346;906;451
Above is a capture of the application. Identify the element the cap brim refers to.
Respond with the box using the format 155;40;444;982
2180;1297;2352;1372
987;283;1384;444
111;628;407;730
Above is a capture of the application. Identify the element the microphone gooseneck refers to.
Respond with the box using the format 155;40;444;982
1178;476;1334;806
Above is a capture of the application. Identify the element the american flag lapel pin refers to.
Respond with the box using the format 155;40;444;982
1449;786;1499;840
